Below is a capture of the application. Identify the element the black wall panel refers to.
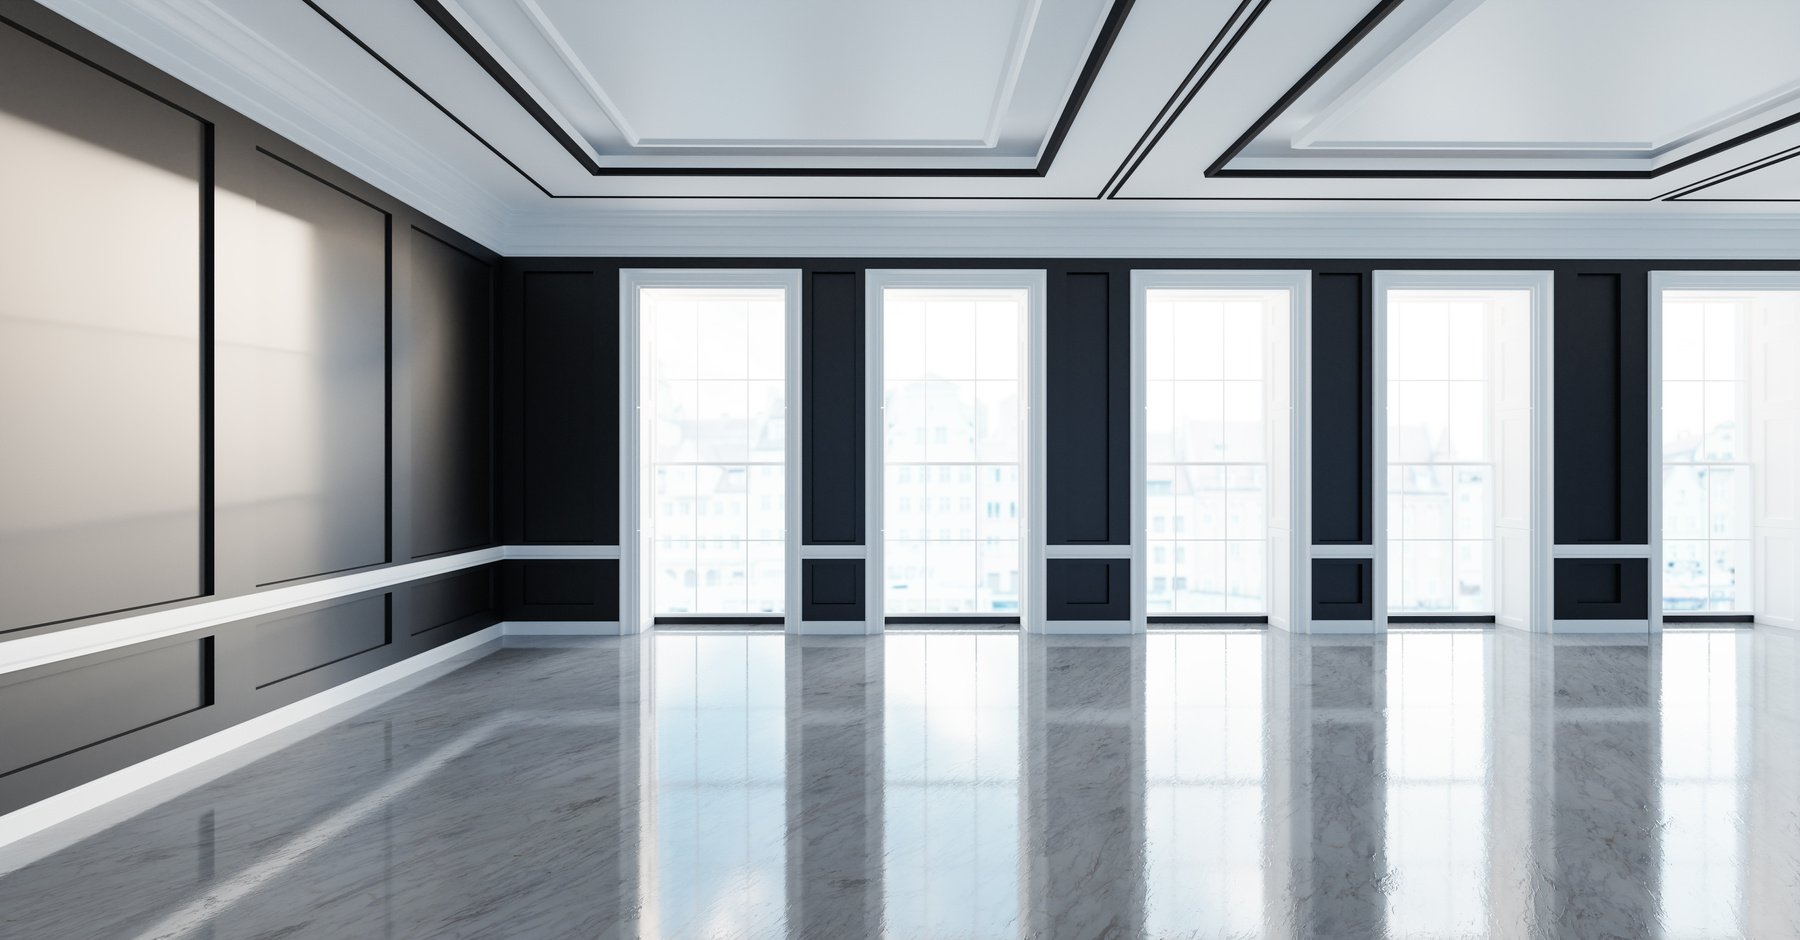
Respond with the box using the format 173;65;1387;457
248;154;390;585
1555;271;1649;545
1312;273;1372;546
0;20;208;634
0;636;212;778
253;593;390;689
516;269;617;544
802;271;865;545
1047;271;1130;545
1553;558;1649;621
503;559;620;622
410;228;496;558
408;564;499;638
802;559;865;621
1045;558;1130;621
1311;558;1373;621
0;3;503;817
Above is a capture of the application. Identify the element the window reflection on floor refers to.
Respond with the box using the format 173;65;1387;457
1144;630;1265;936
1385;631;1488;936
1660;630;1744;938
645;633;787;939
883;632;1020;936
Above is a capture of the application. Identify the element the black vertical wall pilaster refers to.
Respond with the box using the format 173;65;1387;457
1044;267;1132;622
1310;272;1375;621
498;260;621;622
799;269;868;620
1552;267;1651;620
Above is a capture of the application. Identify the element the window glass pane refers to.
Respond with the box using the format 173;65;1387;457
1387;290;1518;615
643;286;786;616
1662;292;1760;614
883;287;1025;615
1144;288;1284;615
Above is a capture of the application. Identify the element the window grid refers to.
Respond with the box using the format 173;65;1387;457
1661;298;1752;614
882;289;1026;616
1387;297;1495;615
1144;293;1272;615
644;288;788;616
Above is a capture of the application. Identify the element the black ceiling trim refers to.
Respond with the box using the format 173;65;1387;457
1663;144;1800;201
1099;0;1267;198
1203;0;1800;182
409;0;1133;179
301;0;552;198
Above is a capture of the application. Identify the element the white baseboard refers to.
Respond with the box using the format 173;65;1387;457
502;621;624;636
1551;618;1650;634
0;625;503;865
1308;619;1382;634
795;620;878;636
1033;620;1137;635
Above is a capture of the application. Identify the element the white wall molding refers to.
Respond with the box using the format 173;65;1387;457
502;205;1800;259
0;548;505;678
0;624;502;861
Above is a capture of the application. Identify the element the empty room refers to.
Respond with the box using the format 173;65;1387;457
3;0;1800;937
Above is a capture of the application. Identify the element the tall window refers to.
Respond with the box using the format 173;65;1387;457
634;277;795;618
1385;289;1532;616
1142;288;1286;615
1661;296;1751;613
877;279;1034;617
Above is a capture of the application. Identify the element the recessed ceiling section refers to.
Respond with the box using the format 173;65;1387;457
422;0;1117;172
1219;0;1800;176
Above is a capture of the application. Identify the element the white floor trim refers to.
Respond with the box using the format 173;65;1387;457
1308;619;1382;634
1551;619;1651;634
1035;620;1138;635
0;625;504;864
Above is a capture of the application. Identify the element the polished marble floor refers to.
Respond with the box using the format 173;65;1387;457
1;626;1795;939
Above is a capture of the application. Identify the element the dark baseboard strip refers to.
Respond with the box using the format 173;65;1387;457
653;616;783;626
1387;615;1495;625
1662;614;1754;624
1149;615;1269;625
886;616;1020;627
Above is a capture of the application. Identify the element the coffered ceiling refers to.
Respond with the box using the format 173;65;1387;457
29;0;1800;253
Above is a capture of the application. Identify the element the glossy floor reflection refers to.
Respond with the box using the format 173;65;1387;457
3;626;1798;939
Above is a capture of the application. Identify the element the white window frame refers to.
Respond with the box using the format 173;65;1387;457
1649;271;1800;633
620;269;804;634
866;269;1047;631
1130;270;1309;633
1374;271;1553;633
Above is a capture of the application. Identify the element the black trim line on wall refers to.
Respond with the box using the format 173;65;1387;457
886;616;1020;626
407;0;1134;179
653;616;783;626
1386;615;1494;625
1148;616;1269;625
1203;0;1800;182
1662;614;1754;624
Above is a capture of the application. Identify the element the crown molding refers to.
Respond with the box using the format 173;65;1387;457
501;203;1800;259
36;0;510;250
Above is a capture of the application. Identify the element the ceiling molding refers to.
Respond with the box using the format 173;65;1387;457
36;0;511;249
1208;0;1800;180
409;0;1135;177
500;205;1800;259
